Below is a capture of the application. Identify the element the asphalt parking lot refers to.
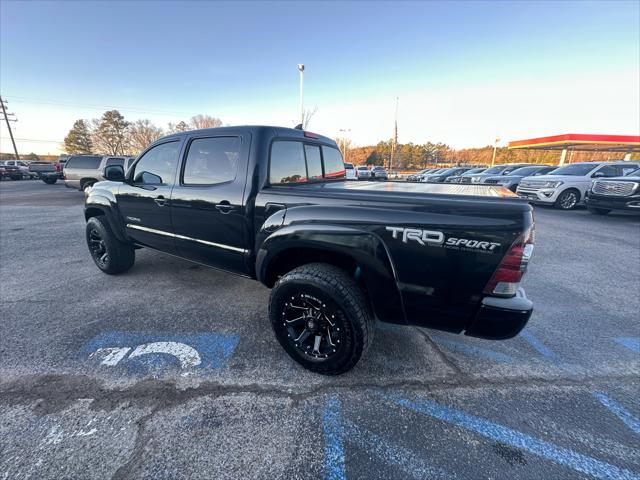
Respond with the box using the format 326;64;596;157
1;180;639;480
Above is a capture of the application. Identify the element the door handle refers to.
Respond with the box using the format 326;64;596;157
154;196;167;206
215;201;235;214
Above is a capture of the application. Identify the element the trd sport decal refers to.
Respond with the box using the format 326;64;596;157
385;226;501;252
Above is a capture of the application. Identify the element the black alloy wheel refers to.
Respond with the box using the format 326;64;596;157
279;293;344;361
88;227;109;269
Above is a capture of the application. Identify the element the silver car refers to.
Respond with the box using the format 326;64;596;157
355;165;372;180
64;155;134;191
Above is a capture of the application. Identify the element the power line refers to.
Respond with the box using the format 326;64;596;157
1;136;60;144
3;95;203;118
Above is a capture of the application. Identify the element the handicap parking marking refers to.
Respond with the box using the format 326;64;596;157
520;330;561;362
431;336;515;363
386;393;640;480
78;331;239;372
322;395;451;480
613;337;640;354
593;392;640;436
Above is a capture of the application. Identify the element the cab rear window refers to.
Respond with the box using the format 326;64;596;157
269;141;346;184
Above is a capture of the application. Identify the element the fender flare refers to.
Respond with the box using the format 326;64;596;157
256;224;406;324
84;192;129;243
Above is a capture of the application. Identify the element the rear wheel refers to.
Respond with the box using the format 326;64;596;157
43;177;57;184
269;263;374;375
86;216;135;274
588;207;611;215
555;189;580;210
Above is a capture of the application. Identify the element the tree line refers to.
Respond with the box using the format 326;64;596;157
63;110;222;156
338;139;633;170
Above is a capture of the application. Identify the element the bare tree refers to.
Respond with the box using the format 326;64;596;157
302;107;318;129
128;119;164;154
167;120;189;133
190;114;222;129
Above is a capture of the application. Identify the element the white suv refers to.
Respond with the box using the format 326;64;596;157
516;161;640;210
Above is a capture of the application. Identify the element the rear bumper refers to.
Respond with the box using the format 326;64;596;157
585;192;640;211
465;288;532;340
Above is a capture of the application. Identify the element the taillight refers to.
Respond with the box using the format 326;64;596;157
484;226;534;297
55;163;61;172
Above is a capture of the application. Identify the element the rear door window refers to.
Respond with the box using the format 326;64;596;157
270;141;307;184
66;156;102;169
182;136;241;185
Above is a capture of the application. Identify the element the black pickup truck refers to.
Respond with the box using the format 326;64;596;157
84;126;535;374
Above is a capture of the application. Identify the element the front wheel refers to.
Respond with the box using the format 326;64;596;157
555;189;580;210
43;177;57;184
269;263;374;375
588;207;611;215
86;216;135;274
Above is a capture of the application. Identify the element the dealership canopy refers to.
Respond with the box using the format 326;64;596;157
508;133;640;164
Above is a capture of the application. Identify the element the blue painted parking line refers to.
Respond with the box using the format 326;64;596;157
613;337;640;354
388;394;640;480
322;395;450;479
594;392;640;436
432;336;515;363
323;395;346;480
78;331;239;372
520;330;560;362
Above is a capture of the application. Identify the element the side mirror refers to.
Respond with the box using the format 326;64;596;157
103;164;125;182
592;171;605;178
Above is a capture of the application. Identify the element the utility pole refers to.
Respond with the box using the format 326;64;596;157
297;64;305;126
389;97;398;172
0;96;19;160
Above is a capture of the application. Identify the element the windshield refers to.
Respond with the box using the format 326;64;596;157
509;166;544;176
483;165;508;174
625;168;640;176
436;168;456;175
548;163;598;176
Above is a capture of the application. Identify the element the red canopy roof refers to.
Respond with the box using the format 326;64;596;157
508;133;640;152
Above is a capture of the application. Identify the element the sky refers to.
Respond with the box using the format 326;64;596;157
1;0;639;155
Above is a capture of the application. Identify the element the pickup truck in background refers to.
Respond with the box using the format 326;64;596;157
29;161;63;184
84;126;536;375
0;160;31;180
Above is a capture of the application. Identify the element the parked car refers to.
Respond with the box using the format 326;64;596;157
29;161;63;184
482;165;556;192
0;160;30;180
585;167;640;215
371;166;388;180
413;168;447;182
516;161;640;210
406;168;434;181
463;164;535;184
344;162;357;180
355;165;372;180
0;165;6;180
84;125;536;375
64;155;135;191
446;167;487;183
422;167;474;183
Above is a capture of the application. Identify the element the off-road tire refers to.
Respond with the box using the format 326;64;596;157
269;263;374;375
86;216;135;274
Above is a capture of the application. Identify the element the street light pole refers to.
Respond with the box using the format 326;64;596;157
491;136;501;167
339;128;351;162
297;64;305;126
